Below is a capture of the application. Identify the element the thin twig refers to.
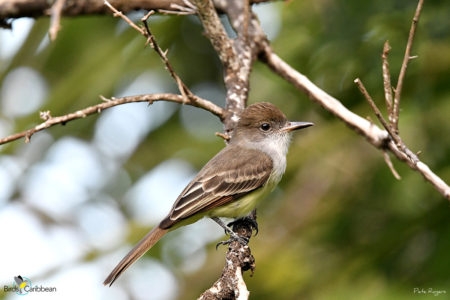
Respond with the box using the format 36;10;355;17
355;77;409;178
392;0;424;134
159;1;196;15
157;9;193;15
354;78;396;141
381;41;393;120
383;151;401;180
105;1;197;107
354;78;420;166
49;0;66;41
140;11;192;102
104;0;145;35
0;93;224;145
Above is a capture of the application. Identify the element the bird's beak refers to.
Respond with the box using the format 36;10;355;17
281;121;314;132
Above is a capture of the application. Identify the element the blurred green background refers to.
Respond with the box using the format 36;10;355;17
0;0;449;299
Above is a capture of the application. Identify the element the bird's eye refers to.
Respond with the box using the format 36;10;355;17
260;123;271;131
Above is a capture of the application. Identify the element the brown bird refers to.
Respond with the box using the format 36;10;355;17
104;102;313;286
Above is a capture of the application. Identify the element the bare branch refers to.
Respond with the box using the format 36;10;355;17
159;1;197;15
140;11;192;102
354;78;398;144
382;41;393;119
383;151;401;180
387;141;450;199
260;45;389;147
354;78;419;167
192;0;239;72
0;0;272;19
0;93;224;146
105;1;212;118
49;0;66;41
192;0;267;135
192;0;246;133
104;0;145;35
260;44;450;200
392;0;424;134
199;219;255;300
351;78;405;181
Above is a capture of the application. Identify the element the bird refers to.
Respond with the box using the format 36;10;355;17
104;102;313;286
14;275;28;293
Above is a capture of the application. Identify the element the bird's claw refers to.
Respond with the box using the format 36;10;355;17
215;231;249;249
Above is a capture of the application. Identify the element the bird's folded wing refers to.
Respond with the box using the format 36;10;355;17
160;146;273;228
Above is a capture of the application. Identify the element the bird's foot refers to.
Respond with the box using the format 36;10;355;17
215;230;249;249
211;217;249;249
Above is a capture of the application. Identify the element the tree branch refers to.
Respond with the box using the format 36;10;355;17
0;93;224;145
258;6;449;200
192;0;239;72
0;0;272;19
392;0;424;134
382;41;393;121
104;1;194;105
48;0;66;41
354;78;401;148
199;217;255;300
192;0;268;137
192;0;244;133
259;44;389;147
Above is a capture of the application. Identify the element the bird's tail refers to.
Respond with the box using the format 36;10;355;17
103;226;168;286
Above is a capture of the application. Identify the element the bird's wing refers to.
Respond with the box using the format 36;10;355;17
159;145;273;229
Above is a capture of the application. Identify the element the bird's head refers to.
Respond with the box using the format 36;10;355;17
233;102;313;144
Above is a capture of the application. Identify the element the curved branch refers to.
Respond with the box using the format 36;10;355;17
259;44;389;147
0;93;224;145
259;45;450;200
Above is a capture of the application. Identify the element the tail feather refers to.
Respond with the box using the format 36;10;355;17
103;226;168;286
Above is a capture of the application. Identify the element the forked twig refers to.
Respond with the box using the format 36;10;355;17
105;1;196;106
392;0;424;134
140;11;192;102
354;78;403;179
354;79;397;143
104;0;144;34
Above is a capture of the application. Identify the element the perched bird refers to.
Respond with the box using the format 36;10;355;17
104;102;313;286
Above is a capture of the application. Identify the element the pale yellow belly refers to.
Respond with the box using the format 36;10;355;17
207;183;275;218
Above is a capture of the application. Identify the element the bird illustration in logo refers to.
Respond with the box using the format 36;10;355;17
14;275;29;293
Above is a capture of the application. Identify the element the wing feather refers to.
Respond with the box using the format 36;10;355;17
159;145;273;229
